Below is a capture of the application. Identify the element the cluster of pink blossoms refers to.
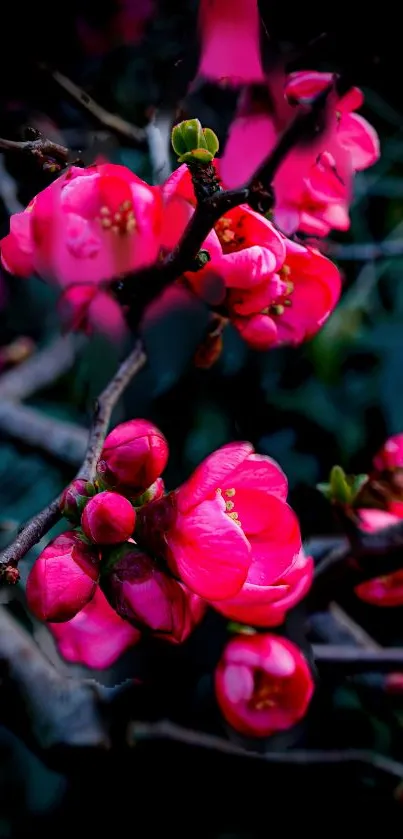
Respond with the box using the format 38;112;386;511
0;158;342;352
25;418;314;737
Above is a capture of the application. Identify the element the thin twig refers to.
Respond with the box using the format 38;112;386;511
77;341;146;481
0;135;70;168
0;342;146;581
0;334;83;401
313;644;403;673
129;720;403;781
329;239;403;261
0;402;87;465
41;65;146;146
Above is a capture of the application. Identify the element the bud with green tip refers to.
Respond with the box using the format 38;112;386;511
171;119;219;164
317;466;368;505
59;478;97;524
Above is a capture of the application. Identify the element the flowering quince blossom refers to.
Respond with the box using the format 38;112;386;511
215;633;314;737
49;587;140;669
162;163;341;349
0;163;162;337
196;0;265;86
103;543;206;644
221;70;380;237
26;532;100;622
138;441;302;602
212;549;313;627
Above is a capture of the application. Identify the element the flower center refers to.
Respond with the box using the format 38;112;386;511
98;199;137;235
216;487;242;526
215;216;236;247
251;670;284;711
262;264;294;317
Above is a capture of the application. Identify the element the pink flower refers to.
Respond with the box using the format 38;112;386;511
1;163;162;333
215;633;314;737
138;442;301;602
212;549;313;627
59;478;96;523
26;532;100;622
97;419;169;497
373;434;403;471
58;284;127;340
103;543;206;643
355;508;403;606
162;164;341;349
81;491;136;545
221;70;379;237
49;587;140;669
196;0;264;86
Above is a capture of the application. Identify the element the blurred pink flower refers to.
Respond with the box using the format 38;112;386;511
49;587;140;669
196;0;264;86
221;70;379;236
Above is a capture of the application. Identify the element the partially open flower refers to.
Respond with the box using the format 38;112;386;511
102;543;206;643
97;419;169;497
81;491;136;545
26;532;100;622
215;633;314;737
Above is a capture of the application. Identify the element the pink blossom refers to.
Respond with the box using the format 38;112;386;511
103;543;206;643
215;633;314;737
49;587;140;669
355;508;403;606
212;549;313;627
81;491;136;545
97;419;169;497
373;434;403;471
162;163;341;349
221;70;379;236
26;532;100;622
196;0;264;86
58;284;127;340
1;163;162;334
138;442;301;602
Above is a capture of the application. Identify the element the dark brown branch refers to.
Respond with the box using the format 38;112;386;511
0;342;146;582
41;65;146;147
0;135;70;168
313;644;403;673
129;720;403;781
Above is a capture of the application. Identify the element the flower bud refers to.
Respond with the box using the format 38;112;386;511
171;119;219;163
26;532;100;622
81;491;136;545
133;478;165;507
96;419;168;497
102;543;206;643
60;478;96;523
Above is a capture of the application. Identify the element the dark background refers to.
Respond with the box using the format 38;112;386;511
1;1;403;832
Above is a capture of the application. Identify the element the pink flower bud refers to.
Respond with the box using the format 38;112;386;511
60;478;96;523
215;633;314;737
26;532;100;622
103;544;206;643
96;419;168;496
81;491;136;545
